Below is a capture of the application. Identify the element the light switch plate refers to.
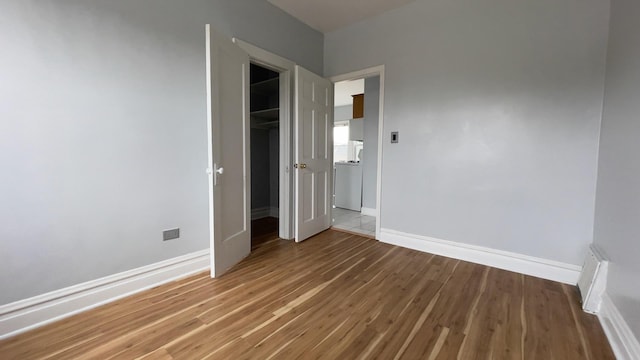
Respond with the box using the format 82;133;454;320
391;131;399;143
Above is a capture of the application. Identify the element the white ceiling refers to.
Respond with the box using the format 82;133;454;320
334;79;364;107
267;0;417;33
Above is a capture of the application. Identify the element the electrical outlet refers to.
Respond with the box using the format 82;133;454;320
163;228;180;241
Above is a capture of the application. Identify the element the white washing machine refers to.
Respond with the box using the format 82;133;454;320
334;162;362;211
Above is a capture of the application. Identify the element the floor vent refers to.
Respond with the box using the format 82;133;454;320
577;244;608;314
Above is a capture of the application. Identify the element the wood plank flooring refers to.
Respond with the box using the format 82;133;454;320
251;217;279;250
0;230;614;359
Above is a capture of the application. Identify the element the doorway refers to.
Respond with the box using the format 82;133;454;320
234;38;334;245
207;28;339;276
249;63;280;249
234;38;296;242
330;67;385;239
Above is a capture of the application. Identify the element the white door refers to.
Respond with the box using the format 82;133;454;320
295;66;334;242
206;25;251;276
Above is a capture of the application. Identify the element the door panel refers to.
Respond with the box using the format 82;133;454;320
302;107;313;159
316;170;328;218
295;66;333;242
206;25;251;276
318;109;328;159
302;172;314;222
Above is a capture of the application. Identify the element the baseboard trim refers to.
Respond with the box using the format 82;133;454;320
379;228;581;284
0;249;210;340
251;207;279;220
598;293;640;360
360;207;377;217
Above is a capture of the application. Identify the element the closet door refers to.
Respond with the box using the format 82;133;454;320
294;66;334;242
206;25;251;276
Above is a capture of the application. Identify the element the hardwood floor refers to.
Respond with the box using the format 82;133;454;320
0;230;614;359
251;217;279;250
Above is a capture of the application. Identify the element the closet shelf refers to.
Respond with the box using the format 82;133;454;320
250;108;279;120
250;77;279;95
250;118;279;129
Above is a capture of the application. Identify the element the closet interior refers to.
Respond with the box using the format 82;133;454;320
249;63;280;247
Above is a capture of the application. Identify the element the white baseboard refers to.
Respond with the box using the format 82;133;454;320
0;249;210;340
251;207;279;220
598;293;640;360
360;207;377;217
379;228;581;284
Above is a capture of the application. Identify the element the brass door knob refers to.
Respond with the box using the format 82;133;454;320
294;163;308;169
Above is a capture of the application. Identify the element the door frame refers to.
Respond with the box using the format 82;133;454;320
233;39;296;240
329;65;385;239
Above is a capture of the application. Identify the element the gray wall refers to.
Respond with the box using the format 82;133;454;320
0;0;322;305
324;0;610;265
334;105;353;121
593;0;640;338
251;129;271;209
362;77;380;210
250;128;279;212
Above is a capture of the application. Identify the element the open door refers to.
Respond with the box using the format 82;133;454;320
206;25;251;276
294;66;334;242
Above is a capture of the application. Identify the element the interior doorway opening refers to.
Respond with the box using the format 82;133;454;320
331;78;378;238
249;63;281;249
208;31;333;277
329;66;385;240
233;38;297;243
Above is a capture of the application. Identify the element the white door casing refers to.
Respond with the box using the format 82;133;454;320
329;65;385;240
233;39;296;240
295;66;334;242
206;25;251;276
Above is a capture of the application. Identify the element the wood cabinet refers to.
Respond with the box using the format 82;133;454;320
352;94;364;119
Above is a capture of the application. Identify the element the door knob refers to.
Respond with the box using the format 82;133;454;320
294;163;307;169
215;166;224;175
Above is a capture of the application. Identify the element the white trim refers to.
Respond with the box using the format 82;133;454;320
205;25;216;278
598;293;640;360
360;207;377;217
233;38;295;240
278;70;293;239
251;207;280;220
233;39;295;71
329;65;385;240
379;228;581;284
251;207;270;220
0;250;209;340
375;70;385;240
330;65;385;83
